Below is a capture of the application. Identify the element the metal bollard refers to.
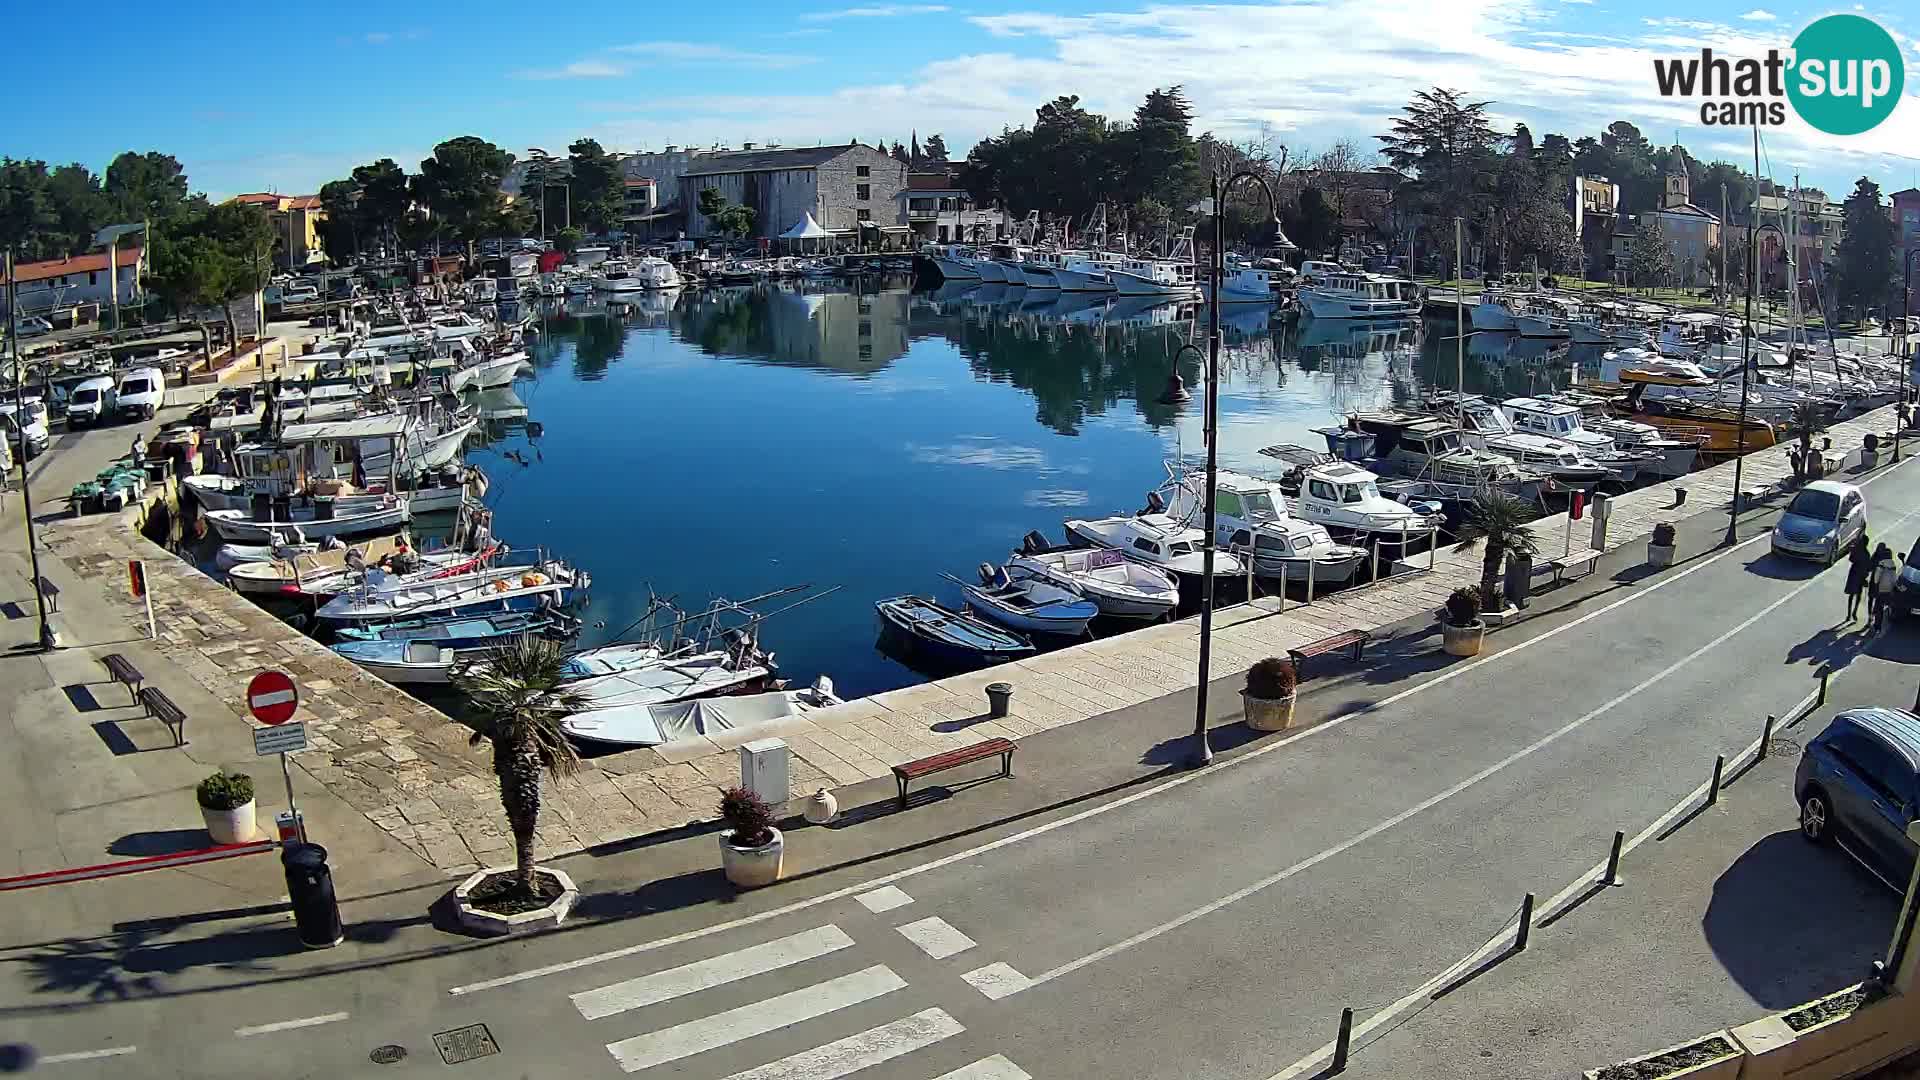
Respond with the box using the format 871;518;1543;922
1708;754;1726;806
1428;525;1438;571
1307;555;1317;605
1819;664;1833;708
1371;540;1380;583
1760;714;1776;760
1516;893;1535;951
1331;1007;1354;1073
1602;830;1625;887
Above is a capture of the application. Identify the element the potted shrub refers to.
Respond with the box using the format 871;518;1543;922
718;787;784;888
1441;586;1485;657
1649;522;1677;568
197;771;257;844
1242;657;1298;732
1862;432;1880;469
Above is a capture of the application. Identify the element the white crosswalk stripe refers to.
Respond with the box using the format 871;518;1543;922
604;964;907;1073
933;1056;1035;1080
715;1007;963;1080
895;916;976;960
573;925;855;1020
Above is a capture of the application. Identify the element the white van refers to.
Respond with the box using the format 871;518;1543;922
0;397;52;458
66;375;116;427
115;367;165;421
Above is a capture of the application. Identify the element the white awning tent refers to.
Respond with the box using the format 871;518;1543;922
779;213;832;252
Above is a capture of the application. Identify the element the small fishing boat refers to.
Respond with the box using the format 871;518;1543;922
874;595;1034;667
1063;512;1247;584
562;680;842;748
558;640;673;682
959;565;1099;636
315;560;585;624
245;545;494;601
328;640;469;685
214;529;320;572
224;534;413;595
332;610;571;648
564;647;773;711
205;497;410;543
1009;533;1179;621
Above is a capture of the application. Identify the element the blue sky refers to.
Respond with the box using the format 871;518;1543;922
7;0;1918;201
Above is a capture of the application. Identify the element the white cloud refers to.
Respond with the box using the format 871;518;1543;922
612;41;819;68
1739;9;1777;20
515;59;629;80
364;31;392;44
801;4;950;20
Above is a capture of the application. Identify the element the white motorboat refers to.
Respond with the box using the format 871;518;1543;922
223;534;400;592
1470;291;1523;331
1495;396;1663;480
928;244;985;281
1109;227;1199;297
1008;536;1178;621
1204;265;1287;304
1032;250;1116;293
594;257;681;292
1064;512;1245;583
316;560;584;624
564;647;772;711
959;565;1100;636
1339;413;1553;503
448;349;529;393
1437;395;1643;484
1259;446;1445;547
1157;469;1369;585
1533;392;1703;478
561;681;841;748
1295;271;1421;320
328;640;469;685
206;497;409;543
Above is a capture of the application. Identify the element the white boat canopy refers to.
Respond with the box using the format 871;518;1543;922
780;213;832;240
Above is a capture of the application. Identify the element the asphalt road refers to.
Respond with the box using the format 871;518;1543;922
7;458;1920;1079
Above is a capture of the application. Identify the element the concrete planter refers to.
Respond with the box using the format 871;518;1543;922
201;799;258;845
451;866;580;936
1731;984;1915;1080
1581;1031;1741;1080
1863;450;1880;470
1648;543;1676;568
720;827;785;888
1442;622;1485;657
1242;690;1297;732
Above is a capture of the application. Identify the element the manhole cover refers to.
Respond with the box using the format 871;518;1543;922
433;1024;499;1065
369;1045;407;1065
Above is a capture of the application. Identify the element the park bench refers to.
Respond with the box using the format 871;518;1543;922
1288;629;1372;679
100;653;145;703
136;686;188;747
1547;550;1601;584
35;576;59;614
892;738;1016;810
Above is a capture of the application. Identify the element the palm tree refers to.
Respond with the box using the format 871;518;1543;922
1785;400;1826;484
1453;491;1541;612
451;636;587;894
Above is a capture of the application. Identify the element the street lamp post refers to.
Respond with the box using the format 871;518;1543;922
1159;170;1290;769
5;249;56;651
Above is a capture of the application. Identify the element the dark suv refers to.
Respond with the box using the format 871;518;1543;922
1796;708;1920;887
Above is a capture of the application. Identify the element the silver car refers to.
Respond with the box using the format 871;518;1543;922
1771;480;1866;565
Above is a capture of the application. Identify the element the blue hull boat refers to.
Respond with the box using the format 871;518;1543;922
875;595;1033;668
333;610;574;649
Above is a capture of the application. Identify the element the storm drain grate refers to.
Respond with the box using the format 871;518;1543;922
433;1024;499;1065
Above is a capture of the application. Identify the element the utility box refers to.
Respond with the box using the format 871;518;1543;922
1591;493;1612;551
740;738;790;808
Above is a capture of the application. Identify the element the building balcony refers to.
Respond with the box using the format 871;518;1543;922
906;208;944;221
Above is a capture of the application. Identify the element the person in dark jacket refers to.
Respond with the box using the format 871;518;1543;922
1845;534;1873;622
1869;543;1900;631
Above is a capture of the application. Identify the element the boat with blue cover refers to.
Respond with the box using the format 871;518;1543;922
332;610;575;649
874;595;1034;668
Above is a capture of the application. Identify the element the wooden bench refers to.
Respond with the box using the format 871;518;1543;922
100;653;144;703
1288;629;1372;678
35;576;59;613
893;738;1016;809
137;686;188;747
1547;550;1601;584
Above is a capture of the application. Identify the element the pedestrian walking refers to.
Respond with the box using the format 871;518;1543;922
1845;535;1872;622
1869;543;1900;631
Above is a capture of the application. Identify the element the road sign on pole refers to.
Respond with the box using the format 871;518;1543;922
252;722;308;756
247;670;298;725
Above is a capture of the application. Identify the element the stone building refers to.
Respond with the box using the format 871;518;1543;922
1639;153;1721;287
677;143;909;245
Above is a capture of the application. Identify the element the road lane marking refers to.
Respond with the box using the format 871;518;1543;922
39;1047;136;1063
448;460;1911;998
605;965;906;1073
1023;553;1842;993
572;925;855;1020
895;916;976;959
855;886;914;913
234;1012;350;1037
960;962;1032;1000
934;1055;1035;1080
716;1007;963;1080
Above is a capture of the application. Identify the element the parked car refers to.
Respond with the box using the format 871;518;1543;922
65;375;116;427
0;398;52;458
1891;538;1920;620
114;366;165;421
16;315;54;338
1796;707;1920;888
1771;479;1866;565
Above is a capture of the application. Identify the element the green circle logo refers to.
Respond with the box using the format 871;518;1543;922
1786;14;1904;135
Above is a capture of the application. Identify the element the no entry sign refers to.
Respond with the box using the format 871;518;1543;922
247;670;299;725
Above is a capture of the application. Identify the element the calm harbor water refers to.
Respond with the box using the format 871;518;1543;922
474;281;1598;699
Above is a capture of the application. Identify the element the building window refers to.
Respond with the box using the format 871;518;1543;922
857;209;872;221
90;271;99;285
857;184;871;201
856;165;871;178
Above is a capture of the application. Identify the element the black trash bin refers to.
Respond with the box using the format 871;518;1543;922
282;843;344;948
